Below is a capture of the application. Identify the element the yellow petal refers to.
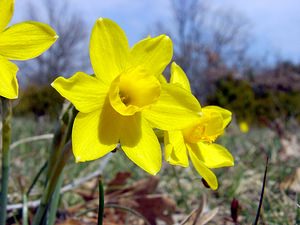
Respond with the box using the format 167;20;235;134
90;18;129;84
170;62;191;92
52;72;108;113
164;130;189;167
0;0;14;32
195;142;234;168
0;56;18;99
0;21;58;60
72;104;120;162
121;115;162;175
202;106;232;128
129;35;173;77
188;144;218;190
158;74;167;84
143;83;201;130
99;98;122;145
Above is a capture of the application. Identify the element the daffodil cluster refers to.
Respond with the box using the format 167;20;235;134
0;0;58;99
52;18;234;189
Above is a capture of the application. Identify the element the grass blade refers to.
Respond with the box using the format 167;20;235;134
98;177;104;225
253;155;269;225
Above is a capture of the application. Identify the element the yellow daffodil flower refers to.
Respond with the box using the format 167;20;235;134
0;0;58;99
239;121;249;133
164;62;234;190
52;18;201;175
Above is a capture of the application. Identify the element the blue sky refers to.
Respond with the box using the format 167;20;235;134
13;0;300;63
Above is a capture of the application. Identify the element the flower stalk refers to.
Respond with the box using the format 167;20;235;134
32;141;72;225
98;177;104;225
32;106;76;225
0;98;12;225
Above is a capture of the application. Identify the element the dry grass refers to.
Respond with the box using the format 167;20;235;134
4;116;300;224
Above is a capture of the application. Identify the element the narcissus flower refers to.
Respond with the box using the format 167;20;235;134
164;62;234;190
52;18;201;175
239;121;249;133
0;0;58;99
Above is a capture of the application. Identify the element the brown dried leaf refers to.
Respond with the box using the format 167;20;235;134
69;173;176;225
106;172;131;194
105;175;176;225
134;194;176;225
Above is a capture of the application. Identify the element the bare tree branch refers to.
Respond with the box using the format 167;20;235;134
18;0;89;86
153;0;252;101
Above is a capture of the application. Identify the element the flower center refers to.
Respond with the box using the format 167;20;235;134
182;112;224;143
109;67;161;116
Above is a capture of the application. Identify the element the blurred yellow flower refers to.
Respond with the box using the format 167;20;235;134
164;62;234;190
52;18;201;175
239;121;249;133
0;0;58;99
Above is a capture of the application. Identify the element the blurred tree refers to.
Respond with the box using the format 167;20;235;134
18;0;90;85
207;7;251;69
15;0;89;118
154;0;252;101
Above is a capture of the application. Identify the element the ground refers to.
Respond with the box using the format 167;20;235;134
3;116;300;224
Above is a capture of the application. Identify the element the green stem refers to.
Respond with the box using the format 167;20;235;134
32;106;76;225
46;104;73;183
0;98;12;225
98;177;104;225
46;121;67;182
47;174;64;225
32;141;72;225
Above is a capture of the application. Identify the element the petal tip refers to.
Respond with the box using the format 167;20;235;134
150;170;159;176
75;156;82;163
211;185;218;190
171;61;178;67
164;35;171;40
97;17;105;23
50;81;56;88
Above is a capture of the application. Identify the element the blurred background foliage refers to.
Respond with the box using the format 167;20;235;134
13;85;64;119
207;63;300;125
